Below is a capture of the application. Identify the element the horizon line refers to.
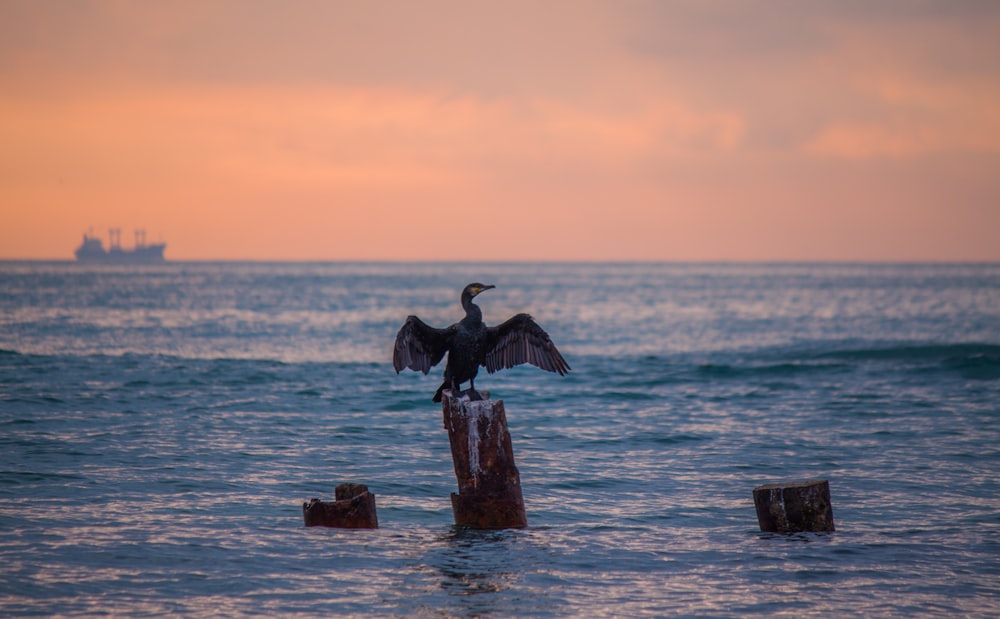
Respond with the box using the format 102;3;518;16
2;257;999;266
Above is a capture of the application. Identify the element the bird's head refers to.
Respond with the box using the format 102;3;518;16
464;283;495;298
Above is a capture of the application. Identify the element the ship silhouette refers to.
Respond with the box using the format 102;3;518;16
75;228;166;264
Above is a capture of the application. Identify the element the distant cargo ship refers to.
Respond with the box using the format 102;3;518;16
75;228;167;264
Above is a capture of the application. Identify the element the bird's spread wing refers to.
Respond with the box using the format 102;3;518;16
483;313;570;375
393;316;452;374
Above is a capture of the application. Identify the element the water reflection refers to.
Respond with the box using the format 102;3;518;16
756;531;838;544
404;526;568;617
436;528;518;592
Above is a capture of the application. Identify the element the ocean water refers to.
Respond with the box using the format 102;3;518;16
1;262;998;617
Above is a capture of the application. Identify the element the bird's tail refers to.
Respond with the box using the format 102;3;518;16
432;382;446;403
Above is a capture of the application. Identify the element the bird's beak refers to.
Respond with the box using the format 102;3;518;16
476;284;496;296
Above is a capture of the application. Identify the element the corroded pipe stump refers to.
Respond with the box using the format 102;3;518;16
442;391;527;529
303;483;378;528
753;479;835;533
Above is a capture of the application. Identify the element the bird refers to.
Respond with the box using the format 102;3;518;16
393;283;570;402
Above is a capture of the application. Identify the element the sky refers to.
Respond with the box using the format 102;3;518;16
2;1;999;261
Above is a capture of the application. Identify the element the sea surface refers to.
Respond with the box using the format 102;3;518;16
1;262;999;617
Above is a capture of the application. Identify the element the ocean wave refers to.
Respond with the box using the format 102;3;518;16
567;342;1000;384
696;361;851;379
815;342;1000;362
817;343;1000;380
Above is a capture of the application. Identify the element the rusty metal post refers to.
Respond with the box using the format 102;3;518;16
753;479;835;533
441;391;527;529
303;483;379;528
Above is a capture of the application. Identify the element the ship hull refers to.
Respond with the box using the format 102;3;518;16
75;245;167;264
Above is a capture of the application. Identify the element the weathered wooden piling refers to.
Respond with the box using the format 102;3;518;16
303;483;379;528
441;391;527;529
753;479;835;533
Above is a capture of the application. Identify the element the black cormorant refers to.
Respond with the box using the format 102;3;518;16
393;283;570;402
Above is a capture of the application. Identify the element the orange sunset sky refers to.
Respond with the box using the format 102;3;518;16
2;1;999;261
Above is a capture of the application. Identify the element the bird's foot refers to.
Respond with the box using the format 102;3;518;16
466;389;484;401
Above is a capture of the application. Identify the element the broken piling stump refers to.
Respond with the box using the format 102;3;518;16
303;483;379;528
753;479;835;533
442;391;527;529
